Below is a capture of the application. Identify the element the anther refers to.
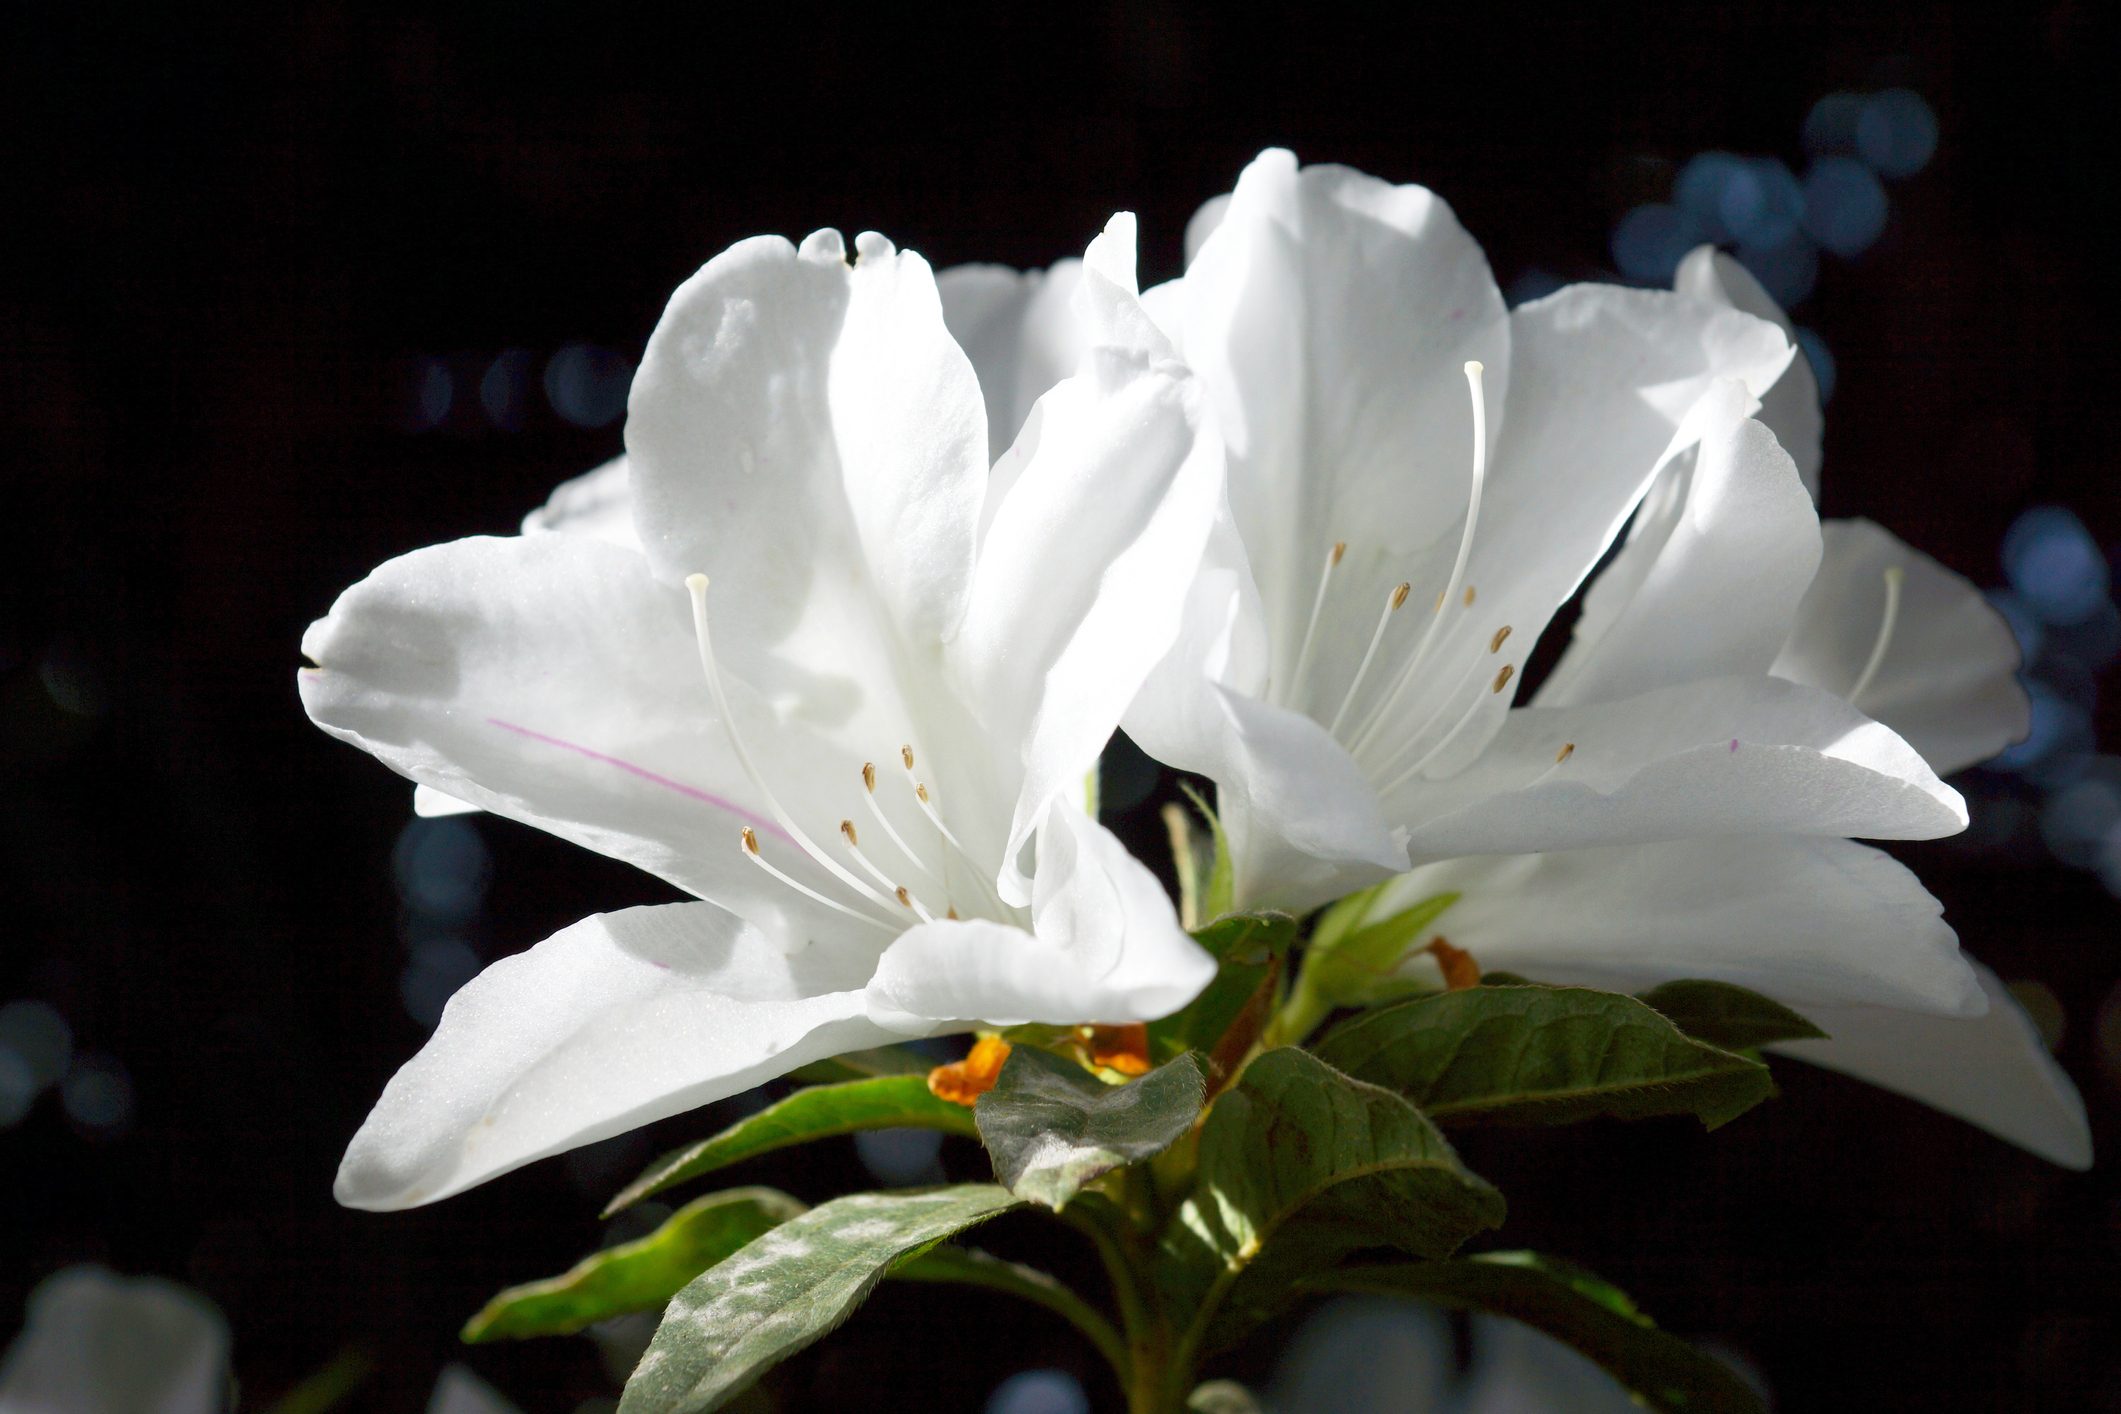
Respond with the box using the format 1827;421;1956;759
1555;742;1576;764
901;745;915;770
862;762;877;792
895;886;912;908
1491;664;1515;695
1490;625;1512;653
1390;581;1411;610
916;783;931;804
741;825;759;855
840;820;858;847
1463;585;1477;607
737;826;894;932
1331;540;1347;565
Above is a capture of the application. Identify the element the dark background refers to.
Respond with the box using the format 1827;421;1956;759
5;3;2119;1410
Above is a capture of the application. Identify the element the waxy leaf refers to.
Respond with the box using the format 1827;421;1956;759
976;1048;1207;1209
1315;984;1774;1130
606;1076;978;1214
1307;1253;1765;1413
1167;1047;1505;1351
1637;980;1826;1050
464;1188;804;1342
621;1185;1023;1414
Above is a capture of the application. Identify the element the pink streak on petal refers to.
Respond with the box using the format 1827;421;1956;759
485;717;793;845
1729;738;1740;752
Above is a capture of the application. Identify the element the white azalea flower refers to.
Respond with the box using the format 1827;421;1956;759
1337;250;2084;1168
300;218;1221;1209
0;1267;230;1414
1102;149;1963;914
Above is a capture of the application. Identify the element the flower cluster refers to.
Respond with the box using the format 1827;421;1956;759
300;150;2088;1412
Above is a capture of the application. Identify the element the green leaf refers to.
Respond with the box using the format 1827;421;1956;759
976;1048;1207;1209
1314;983;1775;1130
1302;891;1461;1006
606;1077;978;1215
1190;911;1300;965
1166;1047;1505;1352
786;1045;934;1084
1179;782;1236;921
1637;980;1826;1050
464;1188;806;1342
620;1185;1022;1414
894;1245;1128;1376
1306;1254;1765;1413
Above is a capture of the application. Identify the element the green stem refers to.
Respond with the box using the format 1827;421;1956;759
1064;1192;1192;1414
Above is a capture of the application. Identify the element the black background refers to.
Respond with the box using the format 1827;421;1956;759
5;3;2119;1410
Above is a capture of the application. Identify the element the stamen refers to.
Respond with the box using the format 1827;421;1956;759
839;816;921;901
1342;362;1492;757
1846;566;1906;704
1376;654;1511;796
1490;664;1515;695
1284;539;1348;709
686;575;900;914
858;765;946;887
1555;741;1576;763
894;884;935;924
902;745;916;770
894;757;1013;919
739;827;893;932
1326;582;1412;738
1489;625;1512;653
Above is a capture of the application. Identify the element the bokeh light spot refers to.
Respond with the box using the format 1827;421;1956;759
1802;92;1865;155
1857;88;1939;179
1802;157;1889;257
1611;204;1704;283
853;1127;946;1186
1720;159;1805;251
1735;234;1819;308
400;938;482;1029
393;817;493;920
545;344;634;429
984;1369;1089;1414
0;1000;73;1089
2003;505;2110;626
481;349;534;431
61;1054;135;1138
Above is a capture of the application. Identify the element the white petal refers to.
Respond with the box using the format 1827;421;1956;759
1124;569;1402;913
1179;149;1511;703
625;230;987;687
1358;284;1797;780
300;533;872;943
1676;244;1823;496
1183;191;1232;267
0;1267;229;1414
955;220;1224;903
1773;518;2029;774
1392;674;1967;860
1773;963;2092;1169
1373;835;1981;1015
1539;390;1821;706
864;804;1214;1028
519;454;639;549
412;783;480;818
335;903;889;1210
936;258;1086;460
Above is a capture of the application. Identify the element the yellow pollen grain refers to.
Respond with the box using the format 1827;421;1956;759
1489;625;1512;653
740;826;760;855
1390;581;1411;610
1555;741;1576;764
1490;664;1515;694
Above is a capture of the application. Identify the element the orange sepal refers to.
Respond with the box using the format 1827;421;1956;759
1426;936;1482;991
927;1035;1013;1107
